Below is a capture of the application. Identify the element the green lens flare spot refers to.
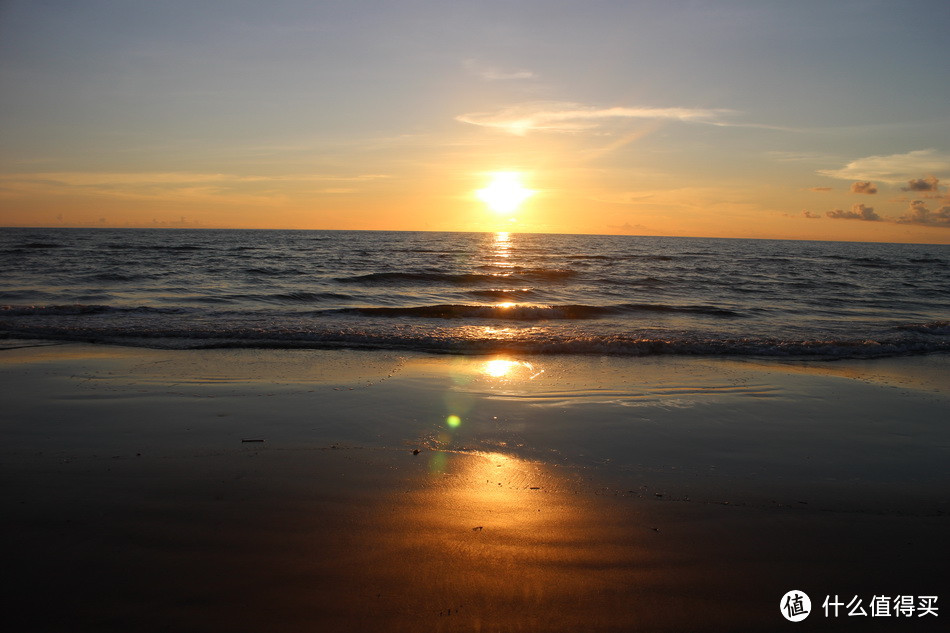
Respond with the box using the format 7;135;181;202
446;415;461;428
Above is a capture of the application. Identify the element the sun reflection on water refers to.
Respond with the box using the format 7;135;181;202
430;355;545;475
486;230;516;269
481;358;543;381
421;450;559;532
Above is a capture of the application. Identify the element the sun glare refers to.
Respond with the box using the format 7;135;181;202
483;359;523;378
480;358;544;381
476;172;535;215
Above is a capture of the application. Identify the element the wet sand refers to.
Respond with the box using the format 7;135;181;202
2;344;947;632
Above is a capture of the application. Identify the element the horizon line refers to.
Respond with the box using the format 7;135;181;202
3;225;948;247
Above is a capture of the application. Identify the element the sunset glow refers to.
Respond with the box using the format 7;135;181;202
476;172;535;215
0;3;947;243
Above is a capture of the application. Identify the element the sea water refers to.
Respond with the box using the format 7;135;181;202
1;228;948;358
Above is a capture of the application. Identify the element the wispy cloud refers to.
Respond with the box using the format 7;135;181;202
609;222;653;234
456;101;734;135
819;149;950;183
0;172;389;186
770;151;842;164
0;171;390;202
463;60;537;81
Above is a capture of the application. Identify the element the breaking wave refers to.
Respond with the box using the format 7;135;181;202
335;269;578;285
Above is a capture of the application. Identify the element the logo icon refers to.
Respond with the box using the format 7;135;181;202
781;590;811;622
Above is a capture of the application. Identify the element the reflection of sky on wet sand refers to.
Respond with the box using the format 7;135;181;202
6;345;949;631
420;450;557;533
368;449;661;629
427;355;547;474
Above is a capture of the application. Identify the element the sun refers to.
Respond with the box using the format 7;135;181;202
476;172;535;214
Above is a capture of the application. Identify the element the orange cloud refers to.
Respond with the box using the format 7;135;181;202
898;200;950;227
901;176;940;192
826;203;880;221
850;181;877;194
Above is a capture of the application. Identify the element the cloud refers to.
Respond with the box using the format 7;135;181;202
898;200;950;227
456;101;733;135
463;60;537;81
0;171;389;203
818;149;950;183
808;187;833;192
826;203;880;221
769;151;839;163
901;175;940;192
0;171;389;187
801;210;821;219
610;222;651;234
850;181;877;194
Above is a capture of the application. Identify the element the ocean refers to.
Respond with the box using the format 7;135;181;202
1;227;948;358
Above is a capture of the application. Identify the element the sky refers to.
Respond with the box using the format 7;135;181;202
1;0;949;242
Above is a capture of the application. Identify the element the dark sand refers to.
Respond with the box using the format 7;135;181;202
1;344;947;632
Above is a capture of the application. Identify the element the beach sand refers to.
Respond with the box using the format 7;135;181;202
2;344;947;632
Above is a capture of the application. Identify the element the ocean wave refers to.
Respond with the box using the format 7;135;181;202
894;320;950;335
622;303;743;317
148;244;205;252
0;300;744;321
84;271;153;282
3;228;947;361
335;269;577;285
0;304;192;316
328;302;744;320
565;254;616;261
336;272;495;284
334;304;618;320
395;248;459;254
821;255;893;268
465;289;539;300
244;266;306;276
18;242;64;249
631;254;676;261
564;254;676;262
270;291;353;303
598;276;667;288
2;321;946;359
104;243;206;252
0;291;47;301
